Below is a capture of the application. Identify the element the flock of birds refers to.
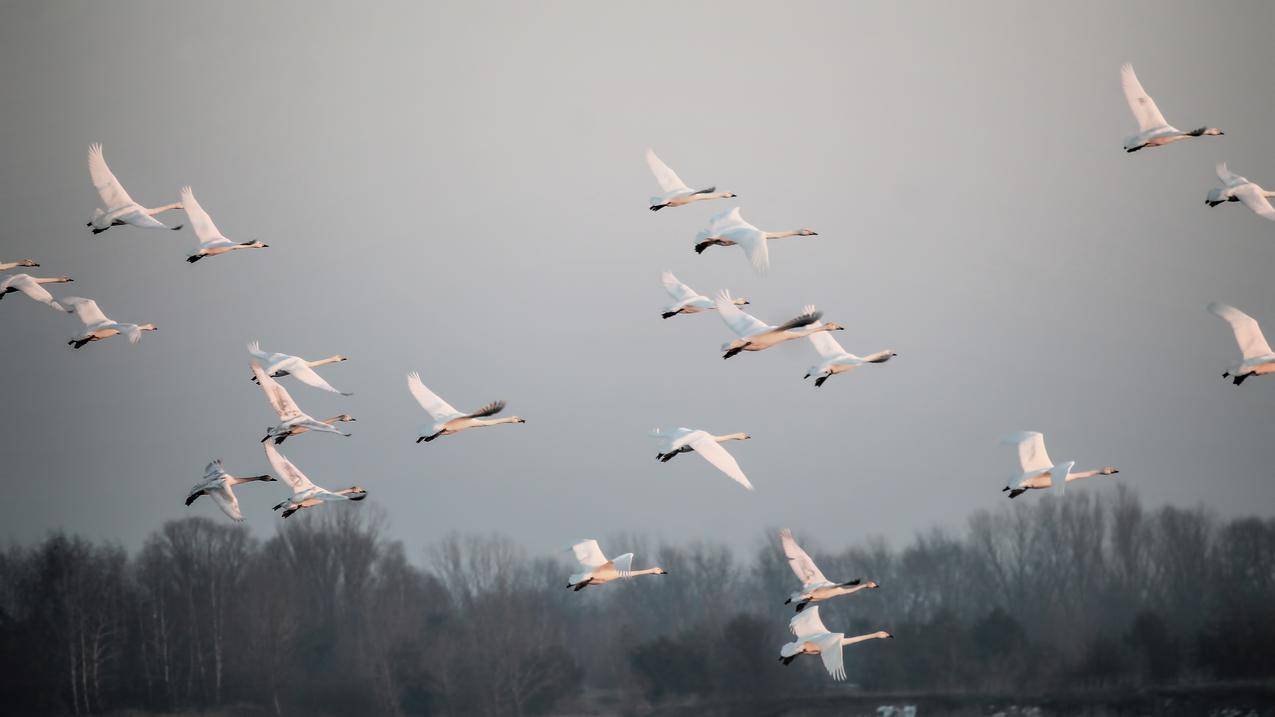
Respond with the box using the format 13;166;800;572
2;62;1270;682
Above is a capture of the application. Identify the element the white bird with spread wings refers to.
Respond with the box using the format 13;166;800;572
407;372;525;443
715;295;843;359
1206;163;1275;222
651;427;753;491
645;149;735;211
1208;302;1275;385
565;539;667;591
181;186;268;263
0;274;73;312
63;297;157;349
694;207;818;274
85;143;183;234
1120;63;1223;153
248;341;351;395
185;459;276;521
658;270;748;319
1000;431;1117;498
779;605;893;681
252;361;353;443
780;529;879;612
264;443;366;518
802;314;895;388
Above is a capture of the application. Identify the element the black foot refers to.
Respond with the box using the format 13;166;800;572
170;224;183;231
186;254;203;263
661;312;676;319
723;347;743;359
660;453;677;463
814;376;828;387
91;228;107;235
693;241;710;254
649;205;665;212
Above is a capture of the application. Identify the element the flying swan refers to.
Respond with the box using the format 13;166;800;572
659;270;748;319
264;443;366;518
779;605;892;681
1206;163;1275;222
694;207;816;274
780;529;879;612
0;274;73;312
252;361;353;443
181;186;268;263
85;143;183;234
407;372;525;442
1207;302;1275;385
185;459;275;521
645;148;735;211
63;297;157;348
802;314;895;387
1000;431;1118;498
715;293;842;359
248;341;351;395
565;539;667;590
0;259;39;272
1120;63;1222;153
650;427;753;490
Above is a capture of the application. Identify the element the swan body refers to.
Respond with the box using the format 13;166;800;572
85;144;183;234
272;415;356;445
247;341;351;395
1000;431;1117;498
407;372;525;442
1206;163;1275;221
1208;302;1275;385
802;315;895;387
715;294;842;359
62;297;157;348
565;539;667;590
263;443;366;518
185;459;275;521
0;259;39;272
659;270;748;319
778;606;892;680
0;274;72;312
780;529;879;612
694;207;816;274
1120;64;1222;153
650;427;753;490
251;361;352;443
181;186;268;263
645;149;735;211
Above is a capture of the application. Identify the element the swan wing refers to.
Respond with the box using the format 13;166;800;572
207;484;244;521
1233;184;1275;221
774;308;822;333
570;539;609;569
1208;302;1274;359
790;605;831;638
780;529;828;587
815;633;847;681
687;431;753;490
735;231;771;275
645;148;690;193
180;186;224;244
203;459;224;478
406;372;462;422
807;320;848;358
1121;63;1169;132
608;552;635;578
706;207;750;234
660;270;699;303
62;297;110;327
1051;461;1074;495
263;443;317;495
7;275;62;310
281;360;347;395
252;362;303;420
714;290;770;338
1217;162;1249;188
87;143;137;210
1002;431;1053;474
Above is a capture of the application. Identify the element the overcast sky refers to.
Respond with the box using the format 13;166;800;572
2;1;1273;559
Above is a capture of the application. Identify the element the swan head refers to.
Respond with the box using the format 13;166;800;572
1204;128;1224;136
57;276;73;283
140;323;158;332
732;297;751;306
878;631;894;640
246;240;269;249
797;228;818;236
335;414;356;423
18;259;38;267
512;416;527;424
820;322;845;331
1101;466;1119;476
865;580;880;589
345;486;369;500
655;567;669;575
334;355;349;362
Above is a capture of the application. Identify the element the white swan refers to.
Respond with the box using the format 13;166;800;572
63;297;157;349
645;149;735;211
247;341;351;395
407;372;525;443
0;274;73;312
650;427;753;490
0;259;39;272
659;270;748;319
185;459;275;521
252;361;352;443
802;315;895;387
181;186;268;263
263;443;367;518
1208;302;1275;385
1206;163;1275;221
715;294;842;359
1001;431;1117;498
85;144;183;234
780;529;879;612
565;539;667;590
272;414;356;445
1121;63;1222;153
694;207;816;274
779;606;892;680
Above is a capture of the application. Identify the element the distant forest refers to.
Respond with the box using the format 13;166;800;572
2;486;1273;716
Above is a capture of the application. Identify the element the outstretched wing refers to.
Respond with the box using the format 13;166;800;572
1217;161;1248;188
7;275;63;311
406;372;462;421
608;552;635;578
1121;63;1169;132
780;529;828;586
180;186;225;244
815;633;847;681
263;443;317;495
1002;431;1053;474
714;290;770;338
736;231;771;275
661;270;699;303
645;148;690;193
207;484;244;521
1233;184;1275;222
62;297;109;327
1208;302;1274;359
687;431;753;490
464;400;506;419
570;539;609;569
704;207;750;235
252;361;303;420
1052;461;1075;496
774;308;822;332
87;143;136;210
789;605;831;638
283;361;349;395
807;319;848;358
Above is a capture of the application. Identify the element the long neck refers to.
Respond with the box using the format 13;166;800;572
1066;468;1113;481
321;415;346;425
791;324;834;338
474;416;521;426
0;262;16;271
230;474;272;486
34;277;71;285
698;191;733;201
841;631;889;646
309;356;343;367
146;201;183;215
628;567;664;577
764;230;803;239
713;432;748;442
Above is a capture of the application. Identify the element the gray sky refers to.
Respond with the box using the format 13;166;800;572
2;1;1274;558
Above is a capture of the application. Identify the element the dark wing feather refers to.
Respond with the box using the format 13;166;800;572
465;400;506;419
774;310;822;332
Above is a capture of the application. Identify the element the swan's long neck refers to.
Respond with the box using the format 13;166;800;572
713;432;749;442
230;474;273;486
841;631;890;646
701;191;734;201
628;567;665;577
792;324;836;338
309;355;345;367
321;415;347;425
1066;467;1117;481
146;201;183;215
764;230;804;240
474;416;522;426
34;277;72;285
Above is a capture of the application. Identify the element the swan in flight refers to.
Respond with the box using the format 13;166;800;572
645;149;735;211
694;208;816;274
802;316;895;387
1120;63;1222;153
659;270;748;319
1000;431;1117;498
185;459;275;521
0;259;39;272
252;361;352;443
63;297;157;348
85;144;183;234
263;443;366;518
650;427;753;490
779;606;892;680
407;372;525;442
247;341;351;395
780;529;879;612
272;415;356;445
181;187;268;263
565;539;667;590
715;294;842;359
1206;163;1275;221
1207;302;1275;385
0;274;72;312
